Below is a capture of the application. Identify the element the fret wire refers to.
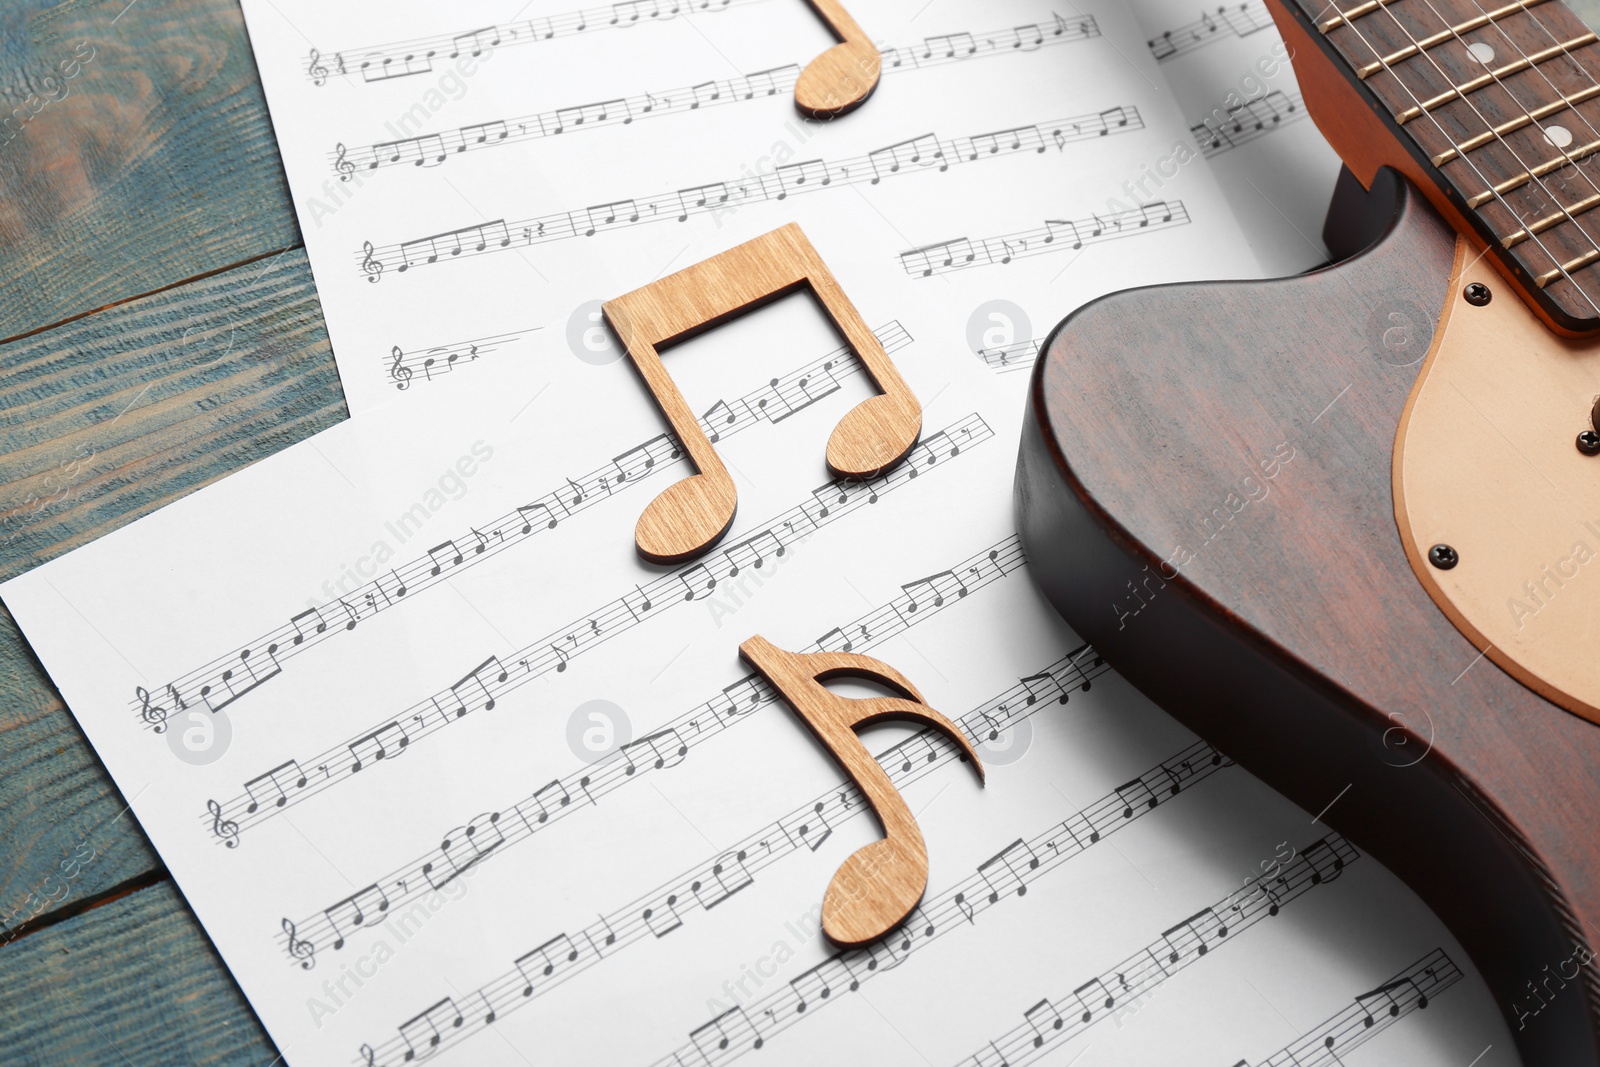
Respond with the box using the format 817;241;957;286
1451;0;1600;263
1503;192;1600;247
1333;0;1600;312
1355;0;1552;78
1466;136;1600;205
1401;0;1600;303
1320;0;1403;33
1537;246;1600;284
1432;82;1600;162
1395;33;1598;122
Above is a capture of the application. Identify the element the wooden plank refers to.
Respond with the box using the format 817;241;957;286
0;878;276;1065
0;0;297;341
0;248;344;929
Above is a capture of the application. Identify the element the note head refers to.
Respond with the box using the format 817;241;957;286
825;393;920;478
822;836;925;946
635;472;737;564
794;40;881;119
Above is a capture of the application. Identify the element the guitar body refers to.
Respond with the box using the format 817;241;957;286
1015;167;1600;1065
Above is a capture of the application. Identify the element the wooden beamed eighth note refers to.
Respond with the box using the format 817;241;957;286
602;222;921;565
739;636;985;947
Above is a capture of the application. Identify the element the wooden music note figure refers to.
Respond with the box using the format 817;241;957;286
603;222;921;564
795;0;882;119
739;635;983;946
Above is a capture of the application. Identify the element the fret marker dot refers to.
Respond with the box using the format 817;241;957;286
1545;125;1575;148
1467;42;1495;64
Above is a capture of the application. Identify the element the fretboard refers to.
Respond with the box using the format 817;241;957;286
1290;0;1600;331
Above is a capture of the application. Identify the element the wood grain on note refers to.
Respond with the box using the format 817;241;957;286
602;222;920;565
795;0;882;118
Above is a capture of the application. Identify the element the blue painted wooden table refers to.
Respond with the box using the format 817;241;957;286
6;0;1600;1062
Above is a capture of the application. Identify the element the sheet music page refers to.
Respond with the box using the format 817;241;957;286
239;0;1270;413
1127;0;1346;274
4;290;1515;1064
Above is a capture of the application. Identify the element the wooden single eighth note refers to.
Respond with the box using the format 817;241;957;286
739;636;984;946
795;0;882;118
602;222;921;565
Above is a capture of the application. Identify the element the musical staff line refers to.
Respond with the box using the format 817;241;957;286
1192;89;1307;158
329;15;1097;175
305;0;761;86
386;328;533;390
353;106;1145;280
201;413;992;843
283;535;1035;964
362;735;1221;1065
633;744;1248;1067
133;323;910;732
951;834;1363;1067
1231;949;1461;1067
900;201;1190;278
1148;1;1275;62
975;337;1043;373
297;624;1098;981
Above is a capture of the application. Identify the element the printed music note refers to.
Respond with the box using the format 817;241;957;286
1024;998;1065;1046
424;811;505;888
976;838;1039;902
641;890;684;936
1070;976;1116;1023
244;760;308;813
517;502;562;532
450;656;508;714
739;637;983;945
620;727;688;772
427;540;464;575
348;721;409;771
514;934;581;995
603;224;921;563
1355;977;1425;1025
689;1005;767;1058
323;884;389;949
526;779;571;823
397;998;463;1059
1155;907;1228;963
691;849;754;908
794;0;881;118
450;26;501;58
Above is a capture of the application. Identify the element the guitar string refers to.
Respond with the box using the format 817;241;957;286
1322;0;1600;310
1409;0;1600;220
1453;0;1600;243
1377;0;1600;295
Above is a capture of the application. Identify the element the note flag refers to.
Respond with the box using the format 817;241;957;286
795;0;882;118
739;635;983;946
603;223;921;564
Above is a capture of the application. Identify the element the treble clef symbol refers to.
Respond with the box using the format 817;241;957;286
308;47;329;86
359;1043;377;1066
335;142;355;183
136;685;168;733
282;917;316;970
207;799;241;848
362;241;384;284
389;346;413;390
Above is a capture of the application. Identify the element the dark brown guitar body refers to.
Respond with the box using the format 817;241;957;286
1016;167;1600;1066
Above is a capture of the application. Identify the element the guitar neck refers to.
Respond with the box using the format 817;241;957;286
1271;0;1600;333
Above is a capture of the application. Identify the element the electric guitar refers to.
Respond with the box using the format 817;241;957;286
1016;1;1600;1062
